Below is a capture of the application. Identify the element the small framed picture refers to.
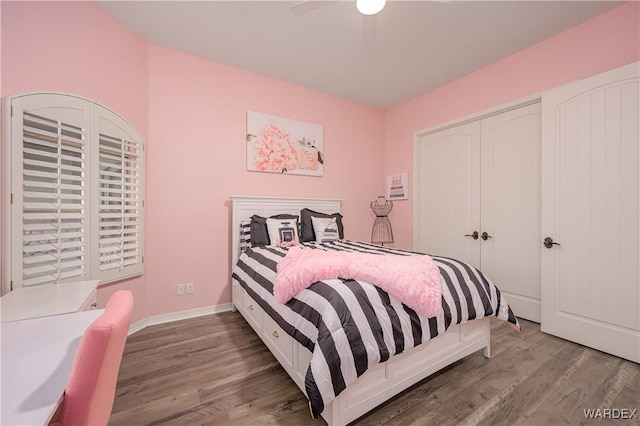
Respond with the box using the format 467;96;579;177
386;173;408;200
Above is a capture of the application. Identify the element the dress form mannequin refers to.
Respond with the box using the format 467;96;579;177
370;196;393;245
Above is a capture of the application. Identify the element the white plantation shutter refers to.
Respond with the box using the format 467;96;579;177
92;106;144;281
5;93;144;291
10;96;90;288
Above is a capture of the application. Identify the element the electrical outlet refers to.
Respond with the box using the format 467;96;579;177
177;284;185;295
186;282;194;294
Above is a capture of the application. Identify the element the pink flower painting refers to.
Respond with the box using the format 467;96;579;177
252;121;299;173
247;111;324;176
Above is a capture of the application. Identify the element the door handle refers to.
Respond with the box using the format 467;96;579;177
464;231;479;240
543;237;560;249
481;232;492;241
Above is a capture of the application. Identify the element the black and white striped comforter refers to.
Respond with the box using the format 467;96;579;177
231;240;519;418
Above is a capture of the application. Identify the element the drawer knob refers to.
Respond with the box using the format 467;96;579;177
248;304;253;310
272;330;279;338
90;302;98;309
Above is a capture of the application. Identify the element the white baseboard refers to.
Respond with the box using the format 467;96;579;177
127;303;233;336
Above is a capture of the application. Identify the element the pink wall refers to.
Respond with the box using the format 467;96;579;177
2;0;638;321
1;1;148;134
1;1;150;321
1;1;385;319
384;2;640;250
145;45;384;316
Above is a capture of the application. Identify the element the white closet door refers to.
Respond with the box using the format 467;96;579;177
481;103;541;322
541;62;639;362
417;121;481;267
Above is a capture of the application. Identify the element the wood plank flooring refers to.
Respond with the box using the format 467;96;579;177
110;312;639;425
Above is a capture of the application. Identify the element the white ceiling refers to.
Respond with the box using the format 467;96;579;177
98;0;623;110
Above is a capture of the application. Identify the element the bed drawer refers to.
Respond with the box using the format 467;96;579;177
263;315;294;369
232;280;243;309
242;290;263;330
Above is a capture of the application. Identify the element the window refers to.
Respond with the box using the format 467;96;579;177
2;93;144;291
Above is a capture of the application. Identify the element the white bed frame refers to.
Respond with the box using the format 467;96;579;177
230;195;491;426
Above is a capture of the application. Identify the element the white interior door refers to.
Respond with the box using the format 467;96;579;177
481;103;541;322
541;62;639;362
417;121;481;267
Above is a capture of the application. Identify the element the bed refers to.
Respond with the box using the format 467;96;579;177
229;195;519;425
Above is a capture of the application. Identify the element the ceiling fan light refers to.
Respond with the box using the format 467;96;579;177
356;0;386;16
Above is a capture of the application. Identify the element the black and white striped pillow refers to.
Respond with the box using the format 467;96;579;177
240;220;251;251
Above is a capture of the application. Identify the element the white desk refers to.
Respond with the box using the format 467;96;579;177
0;280;99;323
0;309;104;425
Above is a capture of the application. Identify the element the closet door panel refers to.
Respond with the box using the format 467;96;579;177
418;121;481;267
481;103;541;322
541;62;639;362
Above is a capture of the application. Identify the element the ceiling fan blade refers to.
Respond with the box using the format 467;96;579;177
290;0;337;16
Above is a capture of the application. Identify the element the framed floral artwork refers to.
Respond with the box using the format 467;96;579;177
246;111;324;176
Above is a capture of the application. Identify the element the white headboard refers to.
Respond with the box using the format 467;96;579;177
230;195;342;271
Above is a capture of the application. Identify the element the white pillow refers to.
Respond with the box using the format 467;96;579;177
266;217;299;247
311;216;340;243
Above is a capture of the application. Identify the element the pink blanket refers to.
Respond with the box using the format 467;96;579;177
274;246;443;318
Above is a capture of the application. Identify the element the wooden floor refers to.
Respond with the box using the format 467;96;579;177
110;312;639;425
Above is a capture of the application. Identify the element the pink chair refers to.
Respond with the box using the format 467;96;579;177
59;290;134;426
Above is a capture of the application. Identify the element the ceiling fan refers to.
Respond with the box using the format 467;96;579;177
290;0;386;41
290;0;386;16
